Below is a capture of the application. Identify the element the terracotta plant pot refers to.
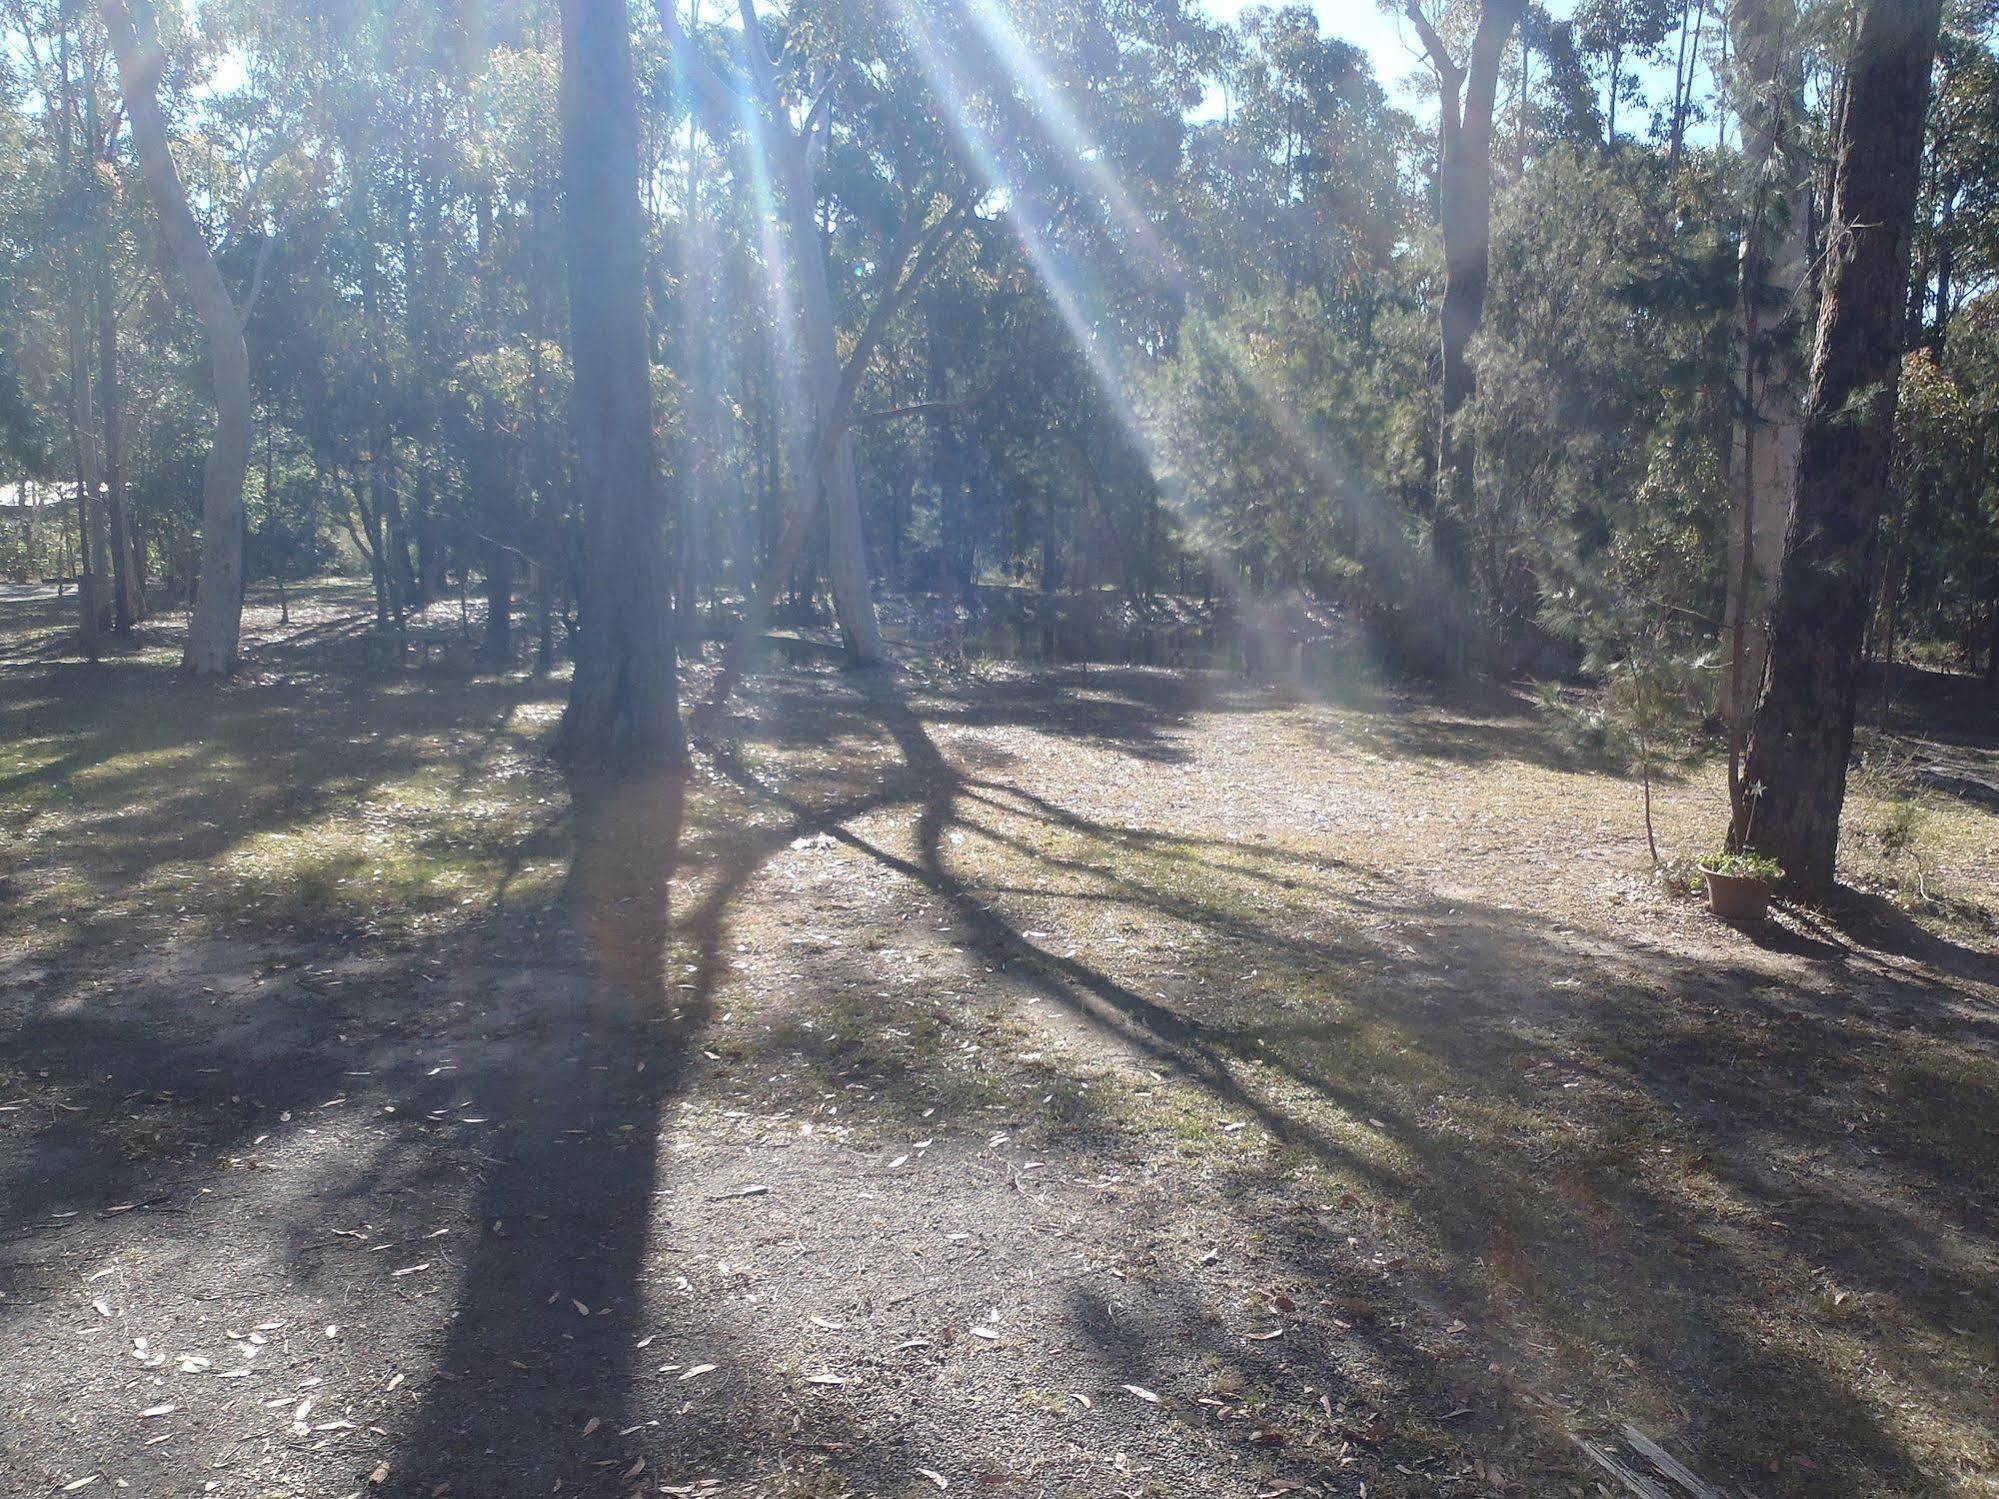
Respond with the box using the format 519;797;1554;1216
1704;869;1772;923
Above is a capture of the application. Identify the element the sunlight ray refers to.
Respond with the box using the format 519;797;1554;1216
951;0;1444;632
894;0;1401;696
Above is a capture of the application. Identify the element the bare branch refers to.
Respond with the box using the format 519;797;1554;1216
735;0;779;100
656;0;738;123
801;66;837;168
822;192;974;452
240;225;281;323
1403;1;1464;85
853;387;993;427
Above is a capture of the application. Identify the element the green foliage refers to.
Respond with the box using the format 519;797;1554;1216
1702;850;1784;883
0;0;1987;691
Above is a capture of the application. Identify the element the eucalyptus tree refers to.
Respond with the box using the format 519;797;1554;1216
1572;0;1680;146
1730;0;1947;894
6;0;119;647
101;0;255;674
1719;0;1813;789
556;0;685;771
664;0;978;670
1194;10;1414;306
1401;0;1527;664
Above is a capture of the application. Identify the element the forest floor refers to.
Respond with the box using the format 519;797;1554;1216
2;579;1997;1499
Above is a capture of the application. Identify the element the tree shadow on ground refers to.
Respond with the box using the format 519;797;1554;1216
688;675;1997;1498
4;583;1994;1496
387;771;694;1492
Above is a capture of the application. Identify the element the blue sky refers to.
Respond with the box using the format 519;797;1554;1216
1203;0;1420;84
1199;1;1707;137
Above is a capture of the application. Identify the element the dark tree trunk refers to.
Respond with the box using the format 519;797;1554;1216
1728;0;1945;897
99;272;139;633
555;0;686;773
484;539;514;664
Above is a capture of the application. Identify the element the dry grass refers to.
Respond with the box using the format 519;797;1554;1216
2;579;1995;1497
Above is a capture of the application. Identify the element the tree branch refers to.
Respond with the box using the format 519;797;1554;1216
821;192;974;461
801;66;838;145
1403;1;1465;86
853;387;993;427
656;0;739;124
240;225;281;323
735;0;779;101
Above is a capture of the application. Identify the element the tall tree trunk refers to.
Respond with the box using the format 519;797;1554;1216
1667;0;1694;175
1728;0;1944;897
777;137;886;668
556;0;687;772
55;11;107;652
104;0;250;677
483;538;514;663
98;269;141;632
69;309;107;656
1722;0;1811;762
1408;0;1525;668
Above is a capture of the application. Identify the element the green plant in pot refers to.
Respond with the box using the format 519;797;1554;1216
1700;851;1783;922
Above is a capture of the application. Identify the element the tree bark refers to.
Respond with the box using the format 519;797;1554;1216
98;267;141;632
1728;0;1944;897
103;0;250;676
1722;0;1811;754
777;142;887;667
483;537;514;664
555;0;687;773
68;308;108;655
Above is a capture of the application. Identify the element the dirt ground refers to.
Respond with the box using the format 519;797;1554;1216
2;581;1997;1499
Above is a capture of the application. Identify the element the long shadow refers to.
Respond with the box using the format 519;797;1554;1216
382;689;968;1493
6;590;1991;1495
388;771;693;1495
696;678;1987;1496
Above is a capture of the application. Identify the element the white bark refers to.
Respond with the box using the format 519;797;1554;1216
668;0;886;666
777;140;886;667
1724;0;1810;718
103;0;251;676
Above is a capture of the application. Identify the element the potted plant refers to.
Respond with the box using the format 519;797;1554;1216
1700;851;1783;922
